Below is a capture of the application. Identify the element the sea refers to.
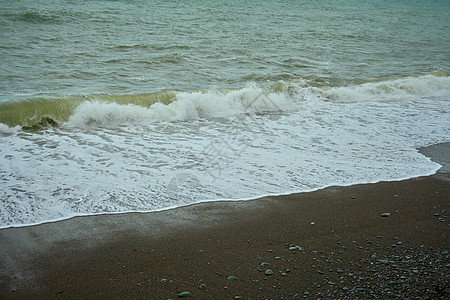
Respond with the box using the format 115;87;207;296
1;0;449;228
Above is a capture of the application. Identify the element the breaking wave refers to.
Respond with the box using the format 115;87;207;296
0;72;448;130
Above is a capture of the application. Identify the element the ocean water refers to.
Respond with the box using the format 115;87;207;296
0;0;449;227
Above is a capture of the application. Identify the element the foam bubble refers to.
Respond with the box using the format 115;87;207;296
0;123;21;134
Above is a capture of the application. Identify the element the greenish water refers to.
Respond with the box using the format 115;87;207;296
1;0;449;101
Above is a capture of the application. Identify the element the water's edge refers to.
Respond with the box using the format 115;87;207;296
1;142;447;230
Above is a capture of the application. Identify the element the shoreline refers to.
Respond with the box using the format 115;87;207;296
0;143;449;299
1;141;446;230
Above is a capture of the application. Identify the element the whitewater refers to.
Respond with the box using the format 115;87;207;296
1;74;449;227
0;0;449;227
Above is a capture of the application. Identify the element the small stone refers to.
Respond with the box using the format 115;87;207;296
304;291;310;295
178;291;191;297
261;262;270;267
275;256;281;260
397;241;403;245
199;284;206;290
343;287;349;291
227;276;237;280
289;246;297;251
337;269;344;274
376;235;384;239
265;269;274;275
434;213;440;216
281;272;288;276
57;290;64;294
380;213;391;217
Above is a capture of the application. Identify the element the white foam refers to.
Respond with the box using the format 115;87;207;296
67;87;293;127
321;74;450;102
1;75;449;228
0;123;21;134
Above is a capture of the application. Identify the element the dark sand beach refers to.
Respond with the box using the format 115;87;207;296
1;143;449;299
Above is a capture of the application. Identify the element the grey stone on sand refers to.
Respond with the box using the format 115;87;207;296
265;269;274;275
178;291;191;297
380;213;392;217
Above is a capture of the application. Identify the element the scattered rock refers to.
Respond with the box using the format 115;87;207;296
178;291;191;297
198;284;206;290
380;213;392;217
265;269;274;275
227;275;237;280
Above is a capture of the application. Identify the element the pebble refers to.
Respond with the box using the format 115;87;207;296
178;291;191;297
265;269;274;275
227;276;237;280
198;284;206;290
380;213;392;217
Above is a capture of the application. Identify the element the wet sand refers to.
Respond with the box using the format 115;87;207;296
0;143;449;299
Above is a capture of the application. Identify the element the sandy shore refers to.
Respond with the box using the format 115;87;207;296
1;143;449;299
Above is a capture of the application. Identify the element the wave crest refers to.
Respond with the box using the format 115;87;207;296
321;73;450;102
67;87;292;127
